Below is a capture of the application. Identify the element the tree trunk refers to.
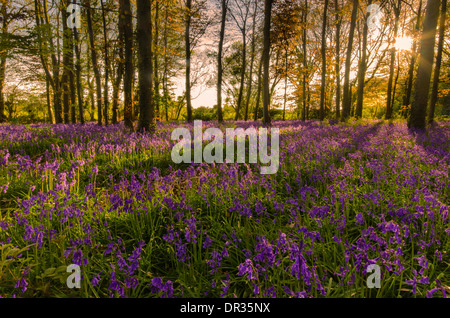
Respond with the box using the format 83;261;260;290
154;0;160;121
35;0;62;123
341;0;358;121
61;0;74;124
402;0;422;118
262;0;272;126
112;8;125;125
86;0;103;125
254;55;263;121
428;0;446;124
0;1;7;122
136;0;155;133
45;77;55;123
385;0;401;120
408;0;440;129
302;0;308;121
120;0;134;130
101;0;109;125
244;1;257;122
185;0;193;122
334;0;341;120
163;2;169;122
73;27;84;124
319;0;329;121
217;0;227;123
112;65;124;125
355;0;371;119
283;52;287;121
0;49;5;123
235;24;247;121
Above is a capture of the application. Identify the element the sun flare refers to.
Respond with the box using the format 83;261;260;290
394;36;414;51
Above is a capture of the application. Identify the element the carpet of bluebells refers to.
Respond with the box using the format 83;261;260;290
0;120;449;298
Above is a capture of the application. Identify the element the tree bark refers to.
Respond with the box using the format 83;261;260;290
408;0;440;129
254;54;263;121
355;0;371;119
244;1;257;122
262;0;272;126
34;0;62;123
385;0;401;120
136;0;155;133
319;0;329;121
402;0;422;118
112;7;125;125
428;0;446;124
73;27;84;124
302;0;308;121
234;22;247;120
341;0;358;121
62;0;75;124
154;0;161;121
163;2;170;122
334;0;341;120
101;0;109;125
217;0;227;123
120;0;134;129
0;47;6;123
185;0;193;122
0;1;7;122
86;0;103;125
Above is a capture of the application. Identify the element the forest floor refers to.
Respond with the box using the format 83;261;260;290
0;119;449;298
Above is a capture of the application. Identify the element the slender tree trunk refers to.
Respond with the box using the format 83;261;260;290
306;84;311;120
86;57;95;121
217;0;227;123
185;0;193;122
48;1;62;123
262;0;272;126
392;51;401;115
163;2;169;122
112;9;125;125
69;57;76;123
86;0;102;125
120;0;134;129
101;0;109;125
0;50;5;123
408;0;440;129
244;1;257;122
341;0;358;121
0;1;7;123
254;55;263;121
73;27;84;124
136;0;155;133
61;0;72;124
154;0;160;121
112;66;124;125
355;0;371;119
334;0;341;119
385;0;401;120
283;52;287;121
302;0;308;121
35;0;62;123
319;0;329;121
46;77;55;123
428;0;446;124
235;24;247;121
403;0;422;118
